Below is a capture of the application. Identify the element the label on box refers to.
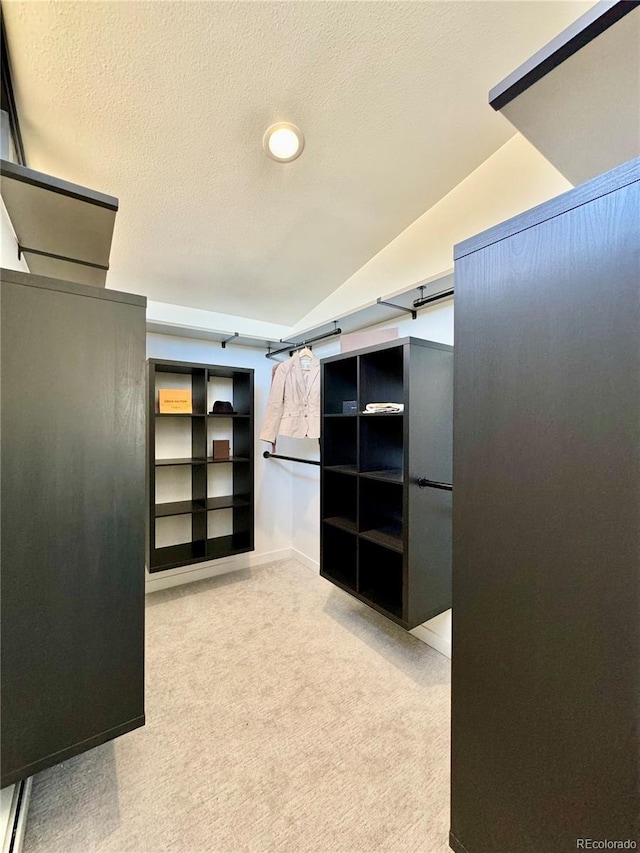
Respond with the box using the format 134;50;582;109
158;389;192;413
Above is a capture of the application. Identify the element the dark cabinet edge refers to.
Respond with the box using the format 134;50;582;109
148;544;253;573
147;357;254;375
0;158;119;210
488;1;640;111
0;715;145;788
448;831;472;853
319;570;411;629
0;268;147;307
320;336;452;363
454;156;640;260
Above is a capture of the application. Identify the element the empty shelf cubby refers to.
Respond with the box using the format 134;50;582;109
323;469;358;533
322;523;358;589
359;478;403;553
358;539;403;619
323;416;358;470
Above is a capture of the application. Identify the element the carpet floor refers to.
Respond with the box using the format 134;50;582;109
22;558;451;853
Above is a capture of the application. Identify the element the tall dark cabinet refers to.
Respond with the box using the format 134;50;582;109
1;268;147;788
450;158;640;852
321;337;453;629
147;359;254;573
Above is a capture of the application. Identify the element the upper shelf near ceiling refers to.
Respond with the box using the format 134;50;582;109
488;0;640;186
0;159;118;288
146;271;455;358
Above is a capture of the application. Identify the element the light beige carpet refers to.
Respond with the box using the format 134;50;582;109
22;558;451;853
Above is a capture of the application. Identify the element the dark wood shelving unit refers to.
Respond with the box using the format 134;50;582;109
148;359;254;573
1;269;146;788
320;337;453;629
450;157;640;853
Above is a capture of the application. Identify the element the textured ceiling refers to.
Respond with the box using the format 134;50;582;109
3;1;593;324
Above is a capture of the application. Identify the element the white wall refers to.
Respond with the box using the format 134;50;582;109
1;197;29;272
146;333;294;592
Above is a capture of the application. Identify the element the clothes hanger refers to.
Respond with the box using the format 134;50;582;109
298;345;313;359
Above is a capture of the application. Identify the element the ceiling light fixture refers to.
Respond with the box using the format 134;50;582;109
263;122;304;162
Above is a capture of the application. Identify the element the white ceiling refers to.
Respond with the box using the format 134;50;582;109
3;1;593;324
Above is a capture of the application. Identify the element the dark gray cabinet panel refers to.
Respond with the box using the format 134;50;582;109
450;159;640;852
1;269;146;787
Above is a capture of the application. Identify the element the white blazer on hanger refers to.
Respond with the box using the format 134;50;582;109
260;352;321;442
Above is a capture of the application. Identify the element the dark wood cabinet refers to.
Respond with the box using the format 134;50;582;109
450;158;640;852
147;359;254;572
0;269;146;788
320;337;453;629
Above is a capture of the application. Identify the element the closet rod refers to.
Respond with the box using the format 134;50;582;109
418;477;453;491
263;451;321;466
265;326;342;359
413;287;455;309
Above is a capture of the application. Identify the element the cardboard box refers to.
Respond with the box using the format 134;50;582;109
339;327;399;353
212;439;230;460
158;389;192;414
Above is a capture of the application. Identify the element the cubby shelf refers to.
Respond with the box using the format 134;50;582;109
148;359;254;574
155;413;206;418
324;516;358;534
205;495;251;511
324;464;359;476
359;469;403;483
156;457;207;467
155;500;206;518
207;413;250;418
320;337;453;629
360;527;403;553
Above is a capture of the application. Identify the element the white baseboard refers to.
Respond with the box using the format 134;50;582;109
145;548;293;594
410;624;452;659
2;777;32;853
291;549;319;572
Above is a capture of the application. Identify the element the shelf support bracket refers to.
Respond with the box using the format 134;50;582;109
17;245;109;271
221;332;239;349
376;297;417;320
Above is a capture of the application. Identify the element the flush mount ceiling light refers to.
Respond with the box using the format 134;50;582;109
263;122;305;162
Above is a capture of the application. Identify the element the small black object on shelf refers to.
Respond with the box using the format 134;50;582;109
211;400;236;414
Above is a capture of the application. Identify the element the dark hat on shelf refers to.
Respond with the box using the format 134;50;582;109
211;400;236;414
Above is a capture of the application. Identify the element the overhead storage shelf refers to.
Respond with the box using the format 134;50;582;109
0;158;118;288
146;271;455;357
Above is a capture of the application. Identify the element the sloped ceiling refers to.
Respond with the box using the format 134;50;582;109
2;1;593;324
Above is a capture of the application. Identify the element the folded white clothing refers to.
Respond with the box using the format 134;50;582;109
364;402;404;413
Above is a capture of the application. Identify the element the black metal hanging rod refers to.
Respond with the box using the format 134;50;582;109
413;286;455;309
418;477;453;491
266;324;342;359
263;451;321;466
